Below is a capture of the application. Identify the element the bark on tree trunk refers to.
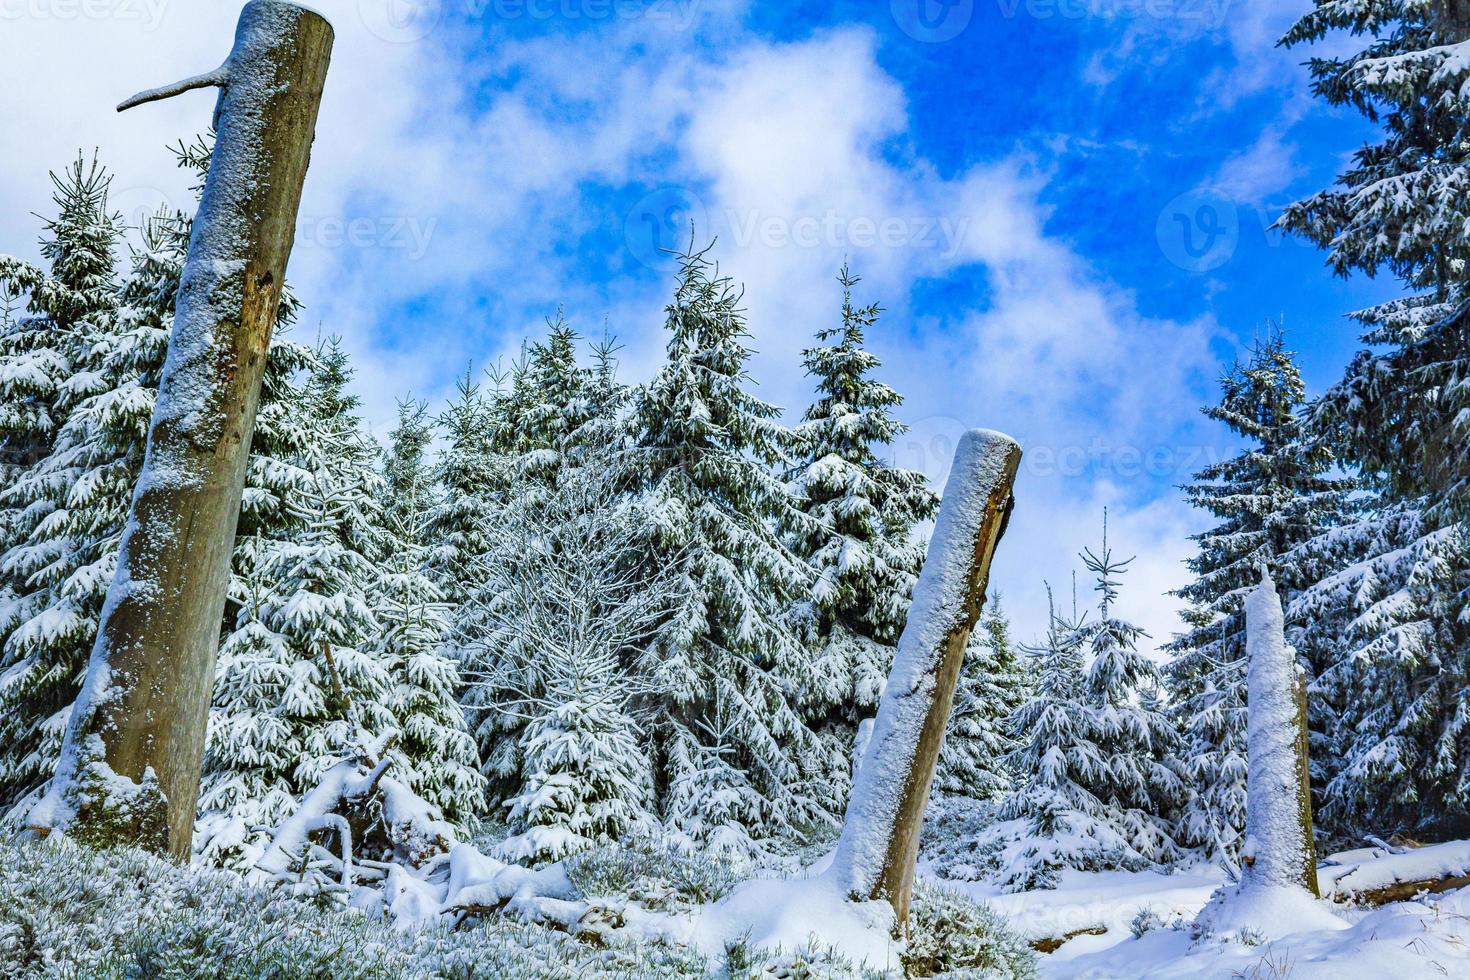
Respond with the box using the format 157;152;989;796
824;429;1021;931
1292;667;1320;896
28;1;333;861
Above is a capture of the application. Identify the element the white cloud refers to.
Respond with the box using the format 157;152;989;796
0;4;1231;646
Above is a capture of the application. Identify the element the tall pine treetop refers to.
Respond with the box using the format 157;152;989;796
1280;2;1470;516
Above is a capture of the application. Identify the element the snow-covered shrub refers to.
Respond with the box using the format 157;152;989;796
919;793;1000;882
566;836;739;910
0;836;708;979
1130;907;1164;938
902;881;1036;979
723;939;887;979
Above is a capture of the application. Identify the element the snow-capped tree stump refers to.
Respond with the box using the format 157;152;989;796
1193;569;1338;941
29;1;333;860
825;429;1021;929
1241;569;1318;895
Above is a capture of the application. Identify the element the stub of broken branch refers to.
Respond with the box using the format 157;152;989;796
118;66;230;113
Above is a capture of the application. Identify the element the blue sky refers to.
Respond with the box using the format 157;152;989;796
0;0;1397;647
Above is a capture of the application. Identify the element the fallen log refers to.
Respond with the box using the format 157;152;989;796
1319;837;1470;906
1030;927;1107;953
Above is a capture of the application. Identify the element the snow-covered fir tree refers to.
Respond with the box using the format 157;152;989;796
513;314;596;489
199;359;394;866
937;596;1029;801
1075;524;1183;860
628;242;817;853
1287;498;1464;839
466;456;667;864
0;157;125;809
986;590;1097;890
372;399;483;823
458;321;604;804
1281;1;1470;522
201;341;460;866
1278;0;1470;838
428;368;503;608
0;156;120;480
786;263;938;805
1166;332;1350;858
988;527;1182;891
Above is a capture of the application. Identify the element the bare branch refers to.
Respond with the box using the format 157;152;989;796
118;66;229;113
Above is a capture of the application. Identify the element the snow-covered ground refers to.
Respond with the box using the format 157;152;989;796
929;861;1224;947
1040;887;1470;979
925;858;1470;979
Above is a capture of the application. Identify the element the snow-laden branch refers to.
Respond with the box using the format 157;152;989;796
117;66;229;113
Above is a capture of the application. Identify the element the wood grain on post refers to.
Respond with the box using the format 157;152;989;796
1293;670;1320;896
825;430;1021;930
34;1;333;860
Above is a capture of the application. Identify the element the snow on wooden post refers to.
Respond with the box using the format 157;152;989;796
1241;568;1319;895
825;429;1021;929
1192;568;1337;940
28;1;333;860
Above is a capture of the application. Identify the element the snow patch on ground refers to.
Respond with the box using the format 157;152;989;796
688;873;901;972
930;861;1222;947
1044;887;1470;979
1194;882;1348;941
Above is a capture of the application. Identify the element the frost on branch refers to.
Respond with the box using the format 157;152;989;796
256;732;455;898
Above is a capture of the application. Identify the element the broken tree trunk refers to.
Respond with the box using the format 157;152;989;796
1241;568;1319;895
824;429;1021;930
28;1;333;860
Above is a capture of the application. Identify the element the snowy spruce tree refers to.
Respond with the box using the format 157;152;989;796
629;242;817;853
986;592;1098;890
1279;0;1470;836
199;350;395;866
428;368;504;609
1075;525;1183;863
513;314;596;490
466;456;667;864
988;527;1182;891
0;157;125;808
1167;332;1349;858
0;156;120;480
201;342;474;865
786;263;938;804
1287;498;1462;839
457;321;600;805
1281;1;1470;521
371;400;483;822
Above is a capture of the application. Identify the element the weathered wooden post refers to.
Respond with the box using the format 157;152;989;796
28;1;333;860
1193;568;1334;939
825;429;1021;929
1241;568;1319;895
